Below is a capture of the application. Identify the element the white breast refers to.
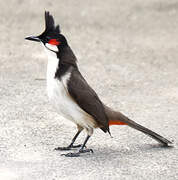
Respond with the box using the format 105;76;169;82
45;48;96;130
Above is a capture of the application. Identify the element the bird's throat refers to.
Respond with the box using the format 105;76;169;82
45;48;60;91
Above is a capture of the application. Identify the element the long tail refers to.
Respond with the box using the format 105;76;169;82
104;105;173;146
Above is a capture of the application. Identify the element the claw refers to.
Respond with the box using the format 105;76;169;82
54;147;71;151
61;148;94;157
54;144;82;151
79;148;93;153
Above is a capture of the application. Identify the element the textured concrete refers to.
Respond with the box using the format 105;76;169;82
0;0;178;179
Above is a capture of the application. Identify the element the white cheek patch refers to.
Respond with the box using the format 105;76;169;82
45;43;59;52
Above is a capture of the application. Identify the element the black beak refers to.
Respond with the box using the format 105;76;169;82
25;36;40;42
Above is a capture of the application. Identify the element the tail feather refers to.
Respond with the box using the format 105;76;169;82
104;105;173;146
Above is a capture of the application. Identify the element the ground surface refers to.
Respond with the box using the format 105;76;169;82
0;0;178;179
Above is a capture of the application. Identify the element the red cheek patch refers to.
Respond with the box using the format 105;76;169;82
48;39;60;45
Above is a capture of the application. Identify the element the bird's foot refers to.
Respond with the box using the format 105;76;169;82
61;148;93;157
79;148;93;154
54;144;82;151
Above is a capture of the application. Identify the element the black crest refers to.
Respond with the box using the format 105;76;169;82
45;11;61;33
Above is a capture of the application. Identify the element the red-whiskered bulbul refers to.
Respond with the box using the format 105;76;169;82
25;11;173;157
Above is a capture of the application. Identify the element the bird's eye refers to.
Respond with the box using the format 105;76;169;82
46;36;51;41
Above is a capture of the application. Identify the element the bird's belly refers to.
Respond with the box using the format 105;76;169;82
47;78;96;129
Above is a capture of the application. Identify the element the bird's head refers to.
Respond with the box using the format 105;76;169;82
25;11;67;53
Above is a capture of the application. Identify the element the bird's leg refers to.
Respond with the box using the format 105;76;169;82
78;135;93;153
62;135;93;157
54;129;82;151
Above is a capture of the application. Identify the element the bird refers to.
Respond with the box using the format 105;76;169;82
25;11;173;157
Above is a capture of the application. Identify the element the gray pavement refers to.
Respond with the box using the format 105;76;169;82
0;0;178;179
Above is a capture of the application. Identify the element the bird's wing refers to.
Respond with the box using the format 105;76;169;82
66;69;109;133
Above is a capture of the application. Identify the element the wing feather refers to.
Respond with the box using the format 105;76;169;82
67;69;109;133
